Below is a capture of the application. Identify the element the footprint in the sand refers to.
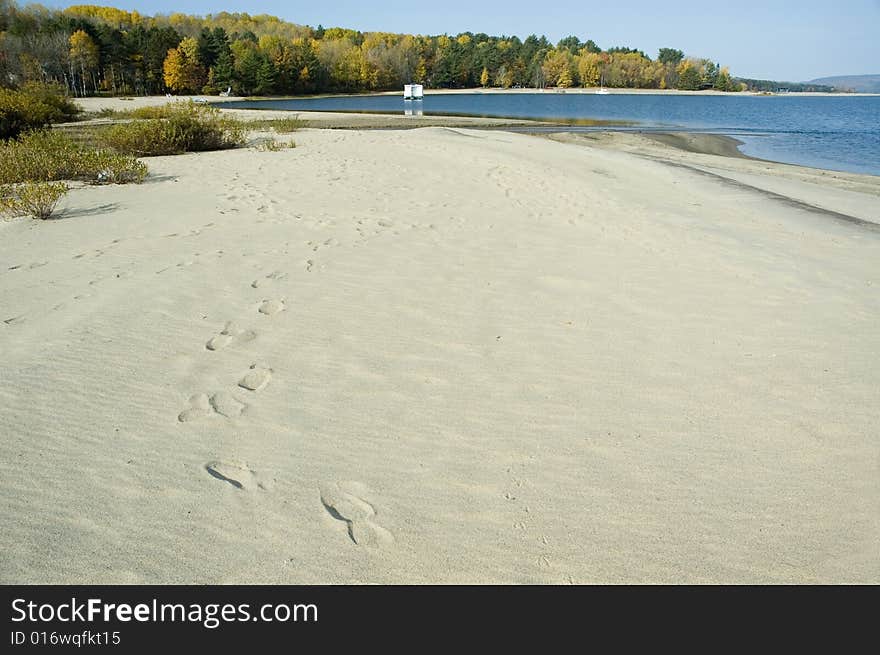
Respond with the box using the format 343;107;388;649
206;321;257;351
178;392;246;422
205;461;271;491
319;482;394;547
251;270;287;289
258;299;285;315
239;365;272;392
178;393;212;422
209;391;245;418
307;238;339;253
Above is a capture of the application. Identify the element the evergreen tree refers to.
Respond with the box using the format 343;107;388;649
255;57;276;95
212;50;235;93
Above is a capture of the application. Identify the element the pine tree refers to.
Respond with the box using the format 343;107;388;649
255;57;276;95
213;50;235;92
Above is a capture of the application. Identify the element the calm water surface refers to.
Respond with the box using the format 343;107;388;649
223;93;880;176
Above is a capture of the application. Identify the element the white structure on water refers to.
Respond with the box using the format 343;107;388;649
404;83;424;100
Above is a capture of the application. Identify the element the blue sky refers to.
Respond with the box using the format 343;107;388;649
52;1;880;81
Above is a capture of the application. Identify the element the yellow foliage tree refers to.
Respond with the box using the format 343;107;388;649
69;29;99;96
576;51;601;87
415;57;427;83
480;67;489;87
163;37;205;93
557;67;572;88
542;49;574;87
162;47;186;92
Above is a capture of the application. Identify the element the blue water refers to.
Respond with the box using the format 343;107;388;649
223;93;880;176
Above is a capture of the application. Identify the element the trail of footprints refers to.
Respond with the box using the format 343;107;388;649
178;270;286;423
180;264;395;548
205;322;256;352
199;464;395;549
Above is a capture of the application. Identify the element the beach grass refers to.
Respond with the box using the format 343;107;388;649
98;101;247;156
0;130;147;185
1;181;69;219
246;116;307;133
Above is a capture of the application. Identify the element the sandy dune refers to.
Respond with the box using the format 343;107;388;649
1;121;878;583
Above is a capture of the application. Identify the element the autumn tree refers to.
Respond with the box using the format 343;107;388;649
576;51;604;87
69;29;99;96
676;60;703;90
542;49;575;87
163;36;204;93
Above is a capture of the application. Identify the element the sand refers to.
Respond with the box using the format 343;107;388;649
0;100;878;584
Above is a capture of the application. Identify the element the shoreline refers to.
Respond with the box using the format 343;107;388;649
75;96;879;179
72;96;879;179
235;87;880;99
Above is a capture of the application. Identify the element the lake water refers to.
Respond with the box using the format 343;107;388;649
222;93;880;176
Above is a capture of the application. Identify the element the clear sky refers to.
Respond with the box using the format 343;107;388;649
51;0;880;81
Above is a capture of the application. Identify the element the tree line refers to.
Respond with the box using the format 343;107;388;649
734;78;835;93
0;2;745;96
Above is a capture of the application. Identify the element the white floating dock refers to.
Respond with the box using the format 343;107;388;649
404;83;424;100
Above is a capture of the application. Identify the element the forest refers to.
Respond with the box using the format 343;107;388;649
0;2;744;97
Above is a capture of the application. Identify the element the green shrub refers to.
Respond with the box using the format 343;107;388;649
270;116;306;133
0;130;147;185
248;115;307;133
256;139;281;152
19;83;80;123
1;181;69;219
255;138;279;151
0;84;80;140
101;101;246;156
127;105;175;119
0;89;53;140
254;137;296;151
77;149;149;184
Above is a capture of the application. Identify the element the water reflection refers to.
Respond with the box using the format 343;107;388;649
404;107;424;117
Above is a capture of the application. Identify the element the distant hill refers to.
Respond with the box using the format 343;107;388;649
806;75;880;93
734;78;835;93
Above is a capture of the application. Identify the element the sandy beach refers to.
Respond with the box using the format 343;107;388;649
0;97;878;584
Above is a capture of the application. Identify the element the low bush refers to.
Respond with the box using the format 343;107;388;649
0;130;147;185
255;138;283;152
0;84;80;140
19;83;80;123
101;101;246;156
1;181;69;219
248;115;306;133
254;138;295;152
270;116;306;133
0;89;54;140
